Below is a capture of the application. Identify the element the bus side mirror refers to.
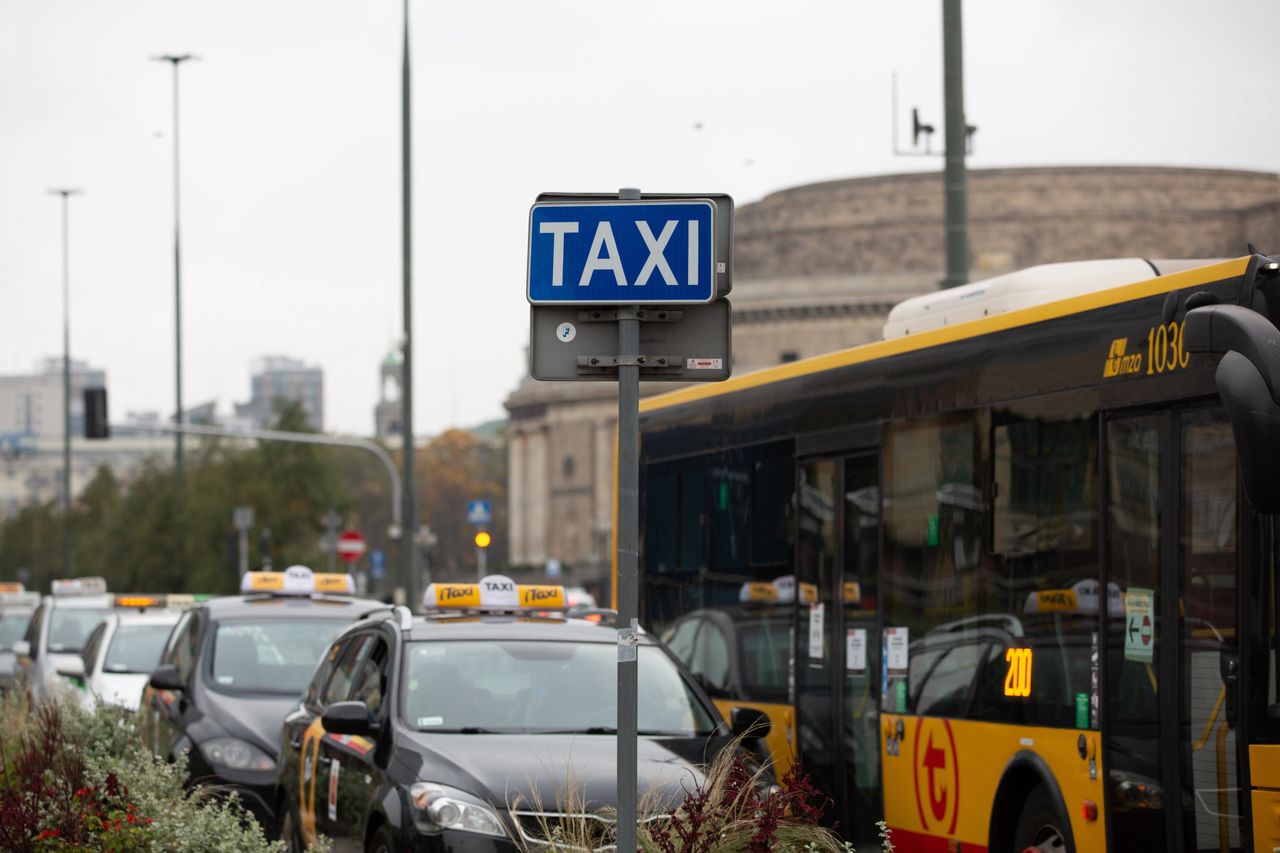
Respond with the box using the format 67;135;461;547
1213;352;1280;513
1185;304;1280;513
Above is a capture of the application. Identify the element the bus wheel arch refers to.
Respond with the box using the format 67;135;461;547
988;751;1075;853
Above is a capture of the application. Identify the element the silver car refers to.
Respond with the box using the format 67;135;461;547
0;585;40;692
15;577;113;705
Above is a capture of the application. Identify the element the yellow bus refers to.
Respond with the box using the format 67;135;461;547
629;254;1280;852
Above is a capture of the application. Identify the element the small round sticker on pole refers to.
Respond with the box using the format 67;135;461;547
556;322;576;343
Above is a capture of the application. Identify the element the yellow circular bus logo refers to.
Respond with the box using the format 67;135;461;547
912;717;960;835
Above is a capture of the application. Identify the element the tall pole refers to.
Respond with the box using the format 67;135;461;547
152;54;196;479
615;189;642;853
49;188;81;578
941;0;969;289
399;0;418;608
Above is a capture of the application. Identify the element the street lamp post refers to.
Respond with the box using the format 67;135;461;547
151;53;197;481
48;188;81;578
400;0;418;608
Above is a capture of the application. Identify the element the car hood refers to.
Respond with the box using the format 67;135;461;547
201;688;298;758
396;731;730;814
91;674;149;711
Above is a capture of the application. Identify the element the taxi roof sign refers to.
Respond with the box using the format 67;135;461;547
423;575;566;612
239;565;356;596
115;595;163;609
738;575;815;605
0;584;40;608
51;577;108;597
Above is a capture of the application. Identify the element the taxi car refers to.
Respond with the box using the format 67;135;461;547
274;575;766;852
0;583;40;693
138;566;383;829
15;577;114;705
70;595;186;711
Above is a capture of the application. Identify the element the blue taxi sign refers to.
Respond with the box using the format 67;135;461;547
528;200;716;305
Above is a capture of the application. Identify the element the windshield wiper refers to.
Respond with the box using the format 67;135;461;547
532;726;618;735
456;726;498;734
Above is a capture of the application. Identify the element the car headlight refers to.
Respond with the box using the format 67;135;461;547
200;737;276;772
1109;768;1163;811
408;782;506;838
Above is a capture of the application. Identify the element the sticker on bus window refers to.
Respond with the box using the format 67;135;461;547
808;603;825;660
846;629;867;672
417;716;444;727
1123;587;1155;663
885;627;909;672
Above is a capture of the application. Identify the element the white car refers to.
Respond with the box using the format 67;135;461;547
73;608;180;711
14;577;114;705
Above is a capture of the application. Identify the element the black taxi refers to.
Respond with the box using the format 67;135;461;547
139;566;383;829
274;575;762;852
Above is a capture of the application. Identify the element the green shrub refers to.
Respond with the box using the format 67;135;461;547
0;693;286;852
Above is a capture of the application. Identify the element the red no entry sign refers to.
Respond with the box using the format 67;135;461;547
337;530;366;564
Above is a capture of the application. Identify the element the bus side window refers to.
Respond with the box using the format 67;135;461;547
988;414;1097;727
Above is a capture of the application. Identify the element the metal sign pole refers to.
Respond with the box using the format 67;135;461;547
525;185;733;853
614;184;643;853
616;305;640;853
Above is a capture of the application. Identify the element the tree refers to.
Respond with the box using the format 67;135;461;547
414;428;507;580
0;401;351;595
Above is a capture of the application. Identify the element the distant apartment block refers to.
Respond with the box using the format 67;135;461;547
0;357;106;440
234;356;324;430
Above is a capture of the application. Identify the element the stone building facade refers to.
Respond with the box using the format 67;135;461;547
504;165;1280;580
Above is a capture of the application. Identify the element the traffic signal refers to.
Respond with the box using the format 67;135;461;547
474;530;492;549
84;388;109;439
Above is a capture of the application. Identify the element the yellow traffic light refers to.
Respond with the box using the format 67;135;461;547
474;530;492;549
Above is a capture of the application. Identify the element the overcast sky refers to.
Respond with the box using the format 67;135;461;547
3;0;1279;437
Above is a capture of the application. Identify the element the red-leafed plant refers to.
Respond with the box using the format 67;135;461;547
640;745;843;853
0;702;152;851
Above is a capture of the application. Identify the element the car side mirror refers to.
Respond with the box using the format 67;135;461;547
322;701;380;737
12;640;30;658
148;664;185;691
56;658;85;679
730;706;771;739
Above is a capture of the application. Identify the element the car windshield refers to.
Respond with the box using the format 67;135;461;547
403;641;716;736
103;624;174;674
48;608;110;654
0;613;32;648
212;619;349;694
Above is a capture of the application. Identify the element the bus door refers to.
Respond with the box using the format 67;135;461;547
1104;408;1244;852
796;451;882;846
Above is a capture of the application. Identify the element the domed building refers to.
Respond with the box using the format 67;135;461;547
504;165;1280;579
